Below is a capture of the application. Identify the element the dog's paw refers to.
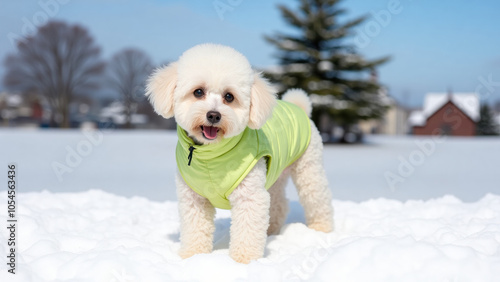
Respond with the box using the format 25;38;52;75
229;245;263;264
308;221;334;233
178;247;210;259
267;223;282;236
178;249;196;259
230;252;255;264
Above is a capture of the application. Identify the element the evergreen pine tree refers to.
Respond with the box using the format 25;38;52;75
265;0;391;141
476;104;499;136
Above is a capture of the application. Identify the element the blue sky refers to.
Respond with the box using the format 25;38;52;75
1;0;499;107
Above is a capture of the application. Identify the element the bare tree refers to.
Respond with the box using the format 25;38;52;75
3;21;104;128
107;48;153;128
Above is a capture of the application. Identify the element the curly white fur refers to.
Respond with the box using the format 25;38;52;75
228;158;270;263
176;172;215;258
146;43;334;264
282;88;312;118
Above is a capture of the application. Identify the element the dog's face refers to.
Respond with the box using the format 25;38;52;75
146;44;277;144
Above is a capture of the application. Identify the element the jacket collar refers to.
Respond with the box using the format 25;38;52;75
176;125;247;161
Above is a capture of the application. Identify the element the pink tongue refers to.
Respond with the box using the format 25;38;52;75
203;126;218;139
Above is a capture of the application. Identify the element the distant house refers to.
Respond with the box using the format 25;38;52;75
408;93;479;136
0;92;47;127
359;99;410;135
99;101;148;127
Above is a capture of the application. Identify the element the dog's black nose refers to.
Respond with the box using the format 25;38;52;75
206;111;221;124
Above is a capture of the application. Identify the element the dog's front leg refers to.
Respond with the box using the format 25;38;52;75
228;158;270;264
176;172;216;259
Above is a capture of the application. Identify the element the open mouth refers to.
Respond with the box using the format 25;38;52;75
201;126;220;140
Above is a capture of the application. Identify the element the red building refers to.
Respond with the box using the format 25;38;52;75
408;93;479;136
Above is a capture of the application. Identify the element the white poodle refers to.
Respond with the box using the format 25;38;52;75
146;43;333;264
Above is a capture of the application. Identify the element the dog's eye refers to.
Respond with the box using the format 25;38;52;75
224;93;234;103
193;89;204;98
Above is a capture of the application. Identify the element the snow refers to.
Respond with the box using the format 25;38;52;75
409;93;480;126
318;60;333;72
310;94;352;109
280;39;298;50
0;190;499;281
451;94;480;121
9;95;23;106
407;111;426;126
0;129;499;280
310;93;335;106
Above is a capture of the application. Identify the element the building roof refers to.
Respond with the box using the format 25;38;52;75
408;93;480;126
0;92;23;107
408;111;426;126
99;101;148;125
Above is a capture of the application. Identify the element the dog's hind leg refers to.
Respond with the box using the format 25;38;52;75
290;121;334;233
176;172;216;259
228;158;270;264
267;170;290;235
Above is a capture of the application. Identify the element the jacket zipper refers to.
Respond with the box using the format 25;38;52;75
187;146;195;166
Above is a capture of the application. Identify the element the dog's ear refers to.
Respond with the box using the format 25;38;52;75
145;62;178;119
248;72;277;129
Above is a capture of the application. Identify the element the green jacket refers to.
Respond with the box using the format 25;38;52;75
176;100;311;209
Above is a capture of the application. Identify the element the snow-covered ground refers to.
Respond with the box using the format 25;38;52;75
0;128;499;281
0;190;499;281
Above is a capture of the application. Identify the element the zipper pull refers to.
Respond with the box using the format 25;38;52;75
187;146;195;166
